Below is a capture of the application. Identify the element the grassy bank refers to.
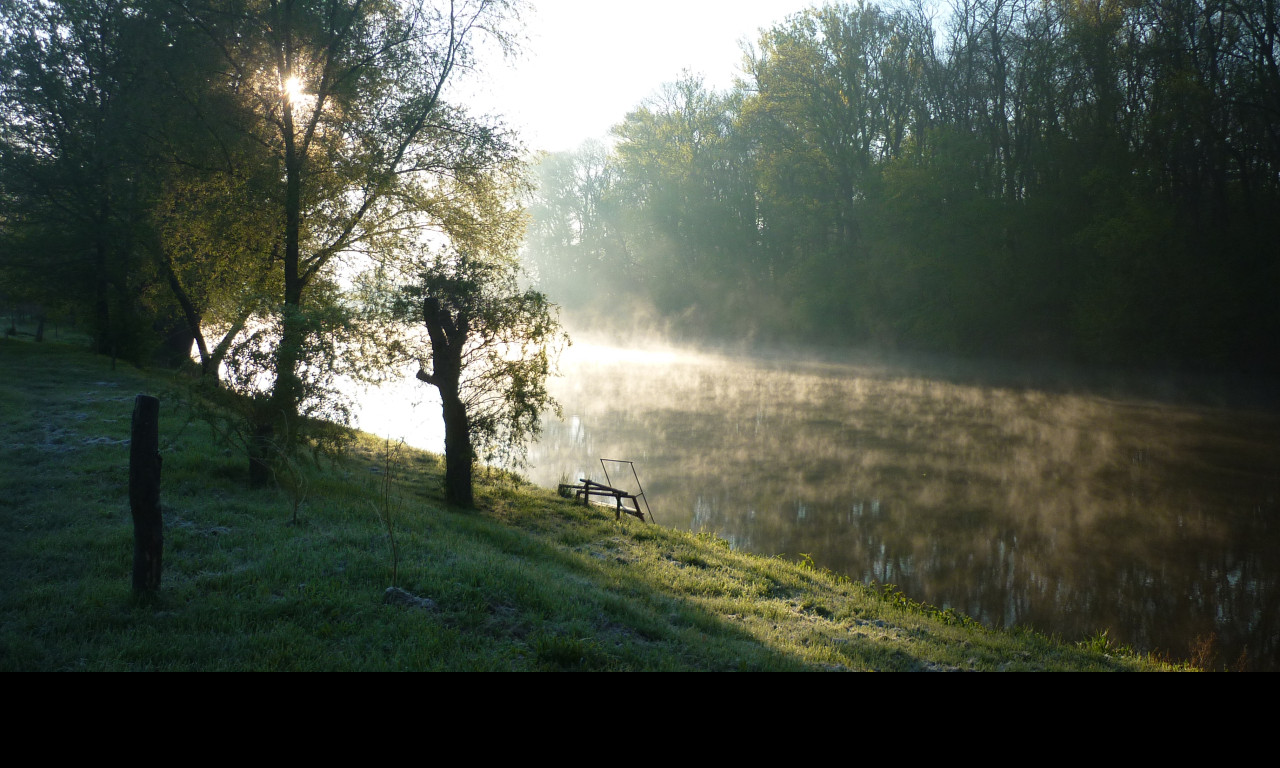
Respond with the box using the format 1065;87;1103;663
0;336;1179;671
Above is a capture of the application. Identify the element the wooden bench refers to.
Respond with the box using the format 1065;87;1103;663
558;478;647;522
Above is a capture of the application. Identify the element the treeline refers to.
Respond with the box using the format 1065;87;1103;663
525;0;1280;373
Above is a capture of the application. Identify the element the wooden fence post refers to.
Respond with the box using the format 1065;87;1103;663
130;394;162;594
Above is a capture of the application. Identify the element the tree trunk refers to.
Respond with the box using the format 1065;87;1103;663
156;238;211;373
270;29;305;462
418;291;474;508
440;390;474;508
253;17;307;484
271;298;304;454
93;220;113;356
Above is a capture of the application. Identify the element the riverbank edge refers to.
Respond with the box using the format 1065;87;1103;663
0;336;1183;671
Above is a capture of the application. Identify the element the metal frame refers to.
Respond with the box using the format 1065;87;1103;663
600;458;655;525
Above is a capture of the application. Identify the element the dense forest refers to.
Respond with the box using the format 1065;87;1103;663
524;0;1280;374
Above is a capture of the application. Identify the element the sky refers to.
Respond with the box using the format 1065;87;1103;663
456;0;821;154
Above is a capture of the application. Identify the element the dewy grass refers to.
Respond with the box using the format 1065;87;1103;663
0;337;1184;671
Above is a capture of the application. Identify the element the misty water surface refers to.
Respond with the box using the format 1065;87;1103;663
509;341;1280;670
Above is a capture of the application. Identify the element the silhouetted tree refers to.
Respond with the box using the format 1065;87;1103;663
404;248;566;508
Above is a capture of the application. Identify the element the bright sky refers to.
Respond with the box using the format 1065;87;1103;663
457;0;821;154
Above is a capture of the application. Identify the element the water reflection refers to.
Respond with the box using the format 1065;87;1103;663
524;342;1280;669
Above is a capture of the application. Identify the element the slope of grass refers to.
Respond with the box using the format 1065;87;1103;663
0;337;1181;671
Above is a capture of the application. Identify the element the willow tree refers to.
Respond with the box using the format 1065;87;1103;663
381;159;564;509
404;248;564;508
171;0;525;483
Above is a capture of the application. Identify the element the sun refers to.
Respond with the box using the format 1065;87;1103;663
282;75;307;105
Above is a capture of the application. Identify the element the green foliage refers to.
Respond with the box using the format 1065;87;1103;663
189;0;527;470
0;0;172;362
1076;628;1137;660
1;0;532;480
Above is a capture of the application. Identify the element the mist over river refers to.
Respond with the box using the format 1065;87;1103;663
356;339;1280;669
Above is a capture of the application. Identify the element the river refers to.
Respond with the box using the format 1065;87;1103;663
356;339;1280;670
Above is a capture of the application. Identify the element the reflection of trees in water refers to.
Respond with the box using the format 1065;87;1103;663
527;347;1280;668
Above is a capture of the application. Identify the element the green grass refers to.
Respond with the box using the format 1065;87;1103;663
0;336;1183;671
